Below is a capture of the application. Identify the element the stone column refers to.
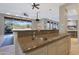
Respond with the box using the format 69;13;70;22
59;5;67;34
75;4;79;42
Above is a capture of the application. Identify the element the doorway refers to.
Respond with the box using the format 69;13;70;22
62;4;79;55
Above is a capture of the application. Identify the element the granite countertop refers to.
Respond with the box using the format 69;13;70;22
12;29;58;32
23;33;69;53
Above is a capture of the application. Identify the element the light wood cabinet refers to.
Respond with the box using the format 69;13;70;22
65;36;71;54
47;43;57;55
26;36;70;55
56;36;70;55
56;42;67;55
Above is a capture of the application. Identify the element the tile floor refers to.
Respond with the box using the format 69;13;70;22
0;45;15;55
0;34;14;55
0;34;14;47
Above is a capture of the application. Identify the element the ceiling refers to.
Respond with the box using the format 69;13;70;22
0;3;64;21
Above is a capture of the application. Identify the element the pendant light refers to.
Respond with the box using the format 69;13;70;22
36;12;40;21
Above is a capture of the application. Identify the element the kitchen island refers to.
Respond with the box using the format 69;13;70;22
13;30;71;55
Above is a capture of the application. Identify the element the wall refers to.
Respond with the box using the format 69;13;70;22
0;13;5;46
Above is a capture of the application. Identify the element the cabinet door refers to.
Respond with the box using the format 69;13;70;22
56;39;67;55
47;43;57;55
65;36;71;54
27;46;47;55
56;43;67;55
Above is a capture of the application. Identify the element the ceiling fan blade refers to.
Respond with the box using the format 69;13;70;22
32;6;34;9
32;3;40;9
36;4;40;6
35;6;39;9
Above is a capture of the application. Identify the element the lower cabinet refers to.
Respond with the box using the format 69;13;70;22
56;36;70;55
47;43;57;55
56;42;67;55
26;36;70;55
66;36;71;54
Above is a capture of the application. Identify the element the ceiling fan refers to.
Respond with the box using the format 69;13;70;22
32;3;40;9
32;3;40;21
